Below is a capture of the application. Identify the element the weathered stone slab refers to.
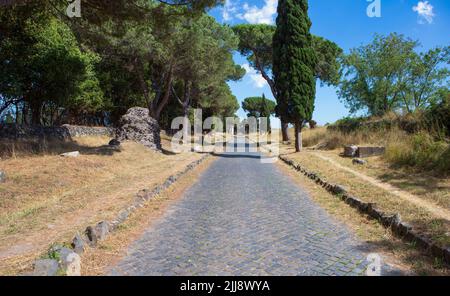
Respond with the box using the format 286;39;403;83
344;145;358;157
356;146;385;158
71;234;86;254
0;124;114;141
59;249;81;276
95;221;109;241
84;226;98;247
33;259;59;276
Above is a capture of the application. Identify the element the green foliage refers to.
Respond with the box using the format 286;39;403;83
0;7;104;124
338;33;449;116
329;117;367;133
242;94;276;131
401;47;450;112
1;1;242;126
312;36;343;86
273;0;317;124
158;14;243;127
385;132;450;174
233;24;275;77
233;23;342;98
242;95;276;118
424;89;450;137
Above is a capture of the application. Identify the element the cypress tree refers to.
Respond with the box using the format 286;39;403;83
273;0;317;151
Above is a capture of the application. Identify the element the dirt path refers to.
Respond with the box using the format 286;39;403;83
311;152;450;221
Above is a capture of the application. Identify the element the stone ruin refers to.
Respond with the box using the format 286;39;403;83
343;145;385;158
115;107;162;151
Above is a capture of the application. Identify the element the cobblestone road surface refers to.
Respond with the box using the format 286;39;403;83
110;142;398;276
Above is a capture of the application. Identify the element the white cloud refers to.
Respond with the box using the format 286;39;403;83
413;1;435;24
242;63;267;88
222;0;238;22
237;0;278;24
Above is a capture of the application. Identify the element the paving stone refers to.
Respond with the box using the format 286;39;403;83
109;141;399;276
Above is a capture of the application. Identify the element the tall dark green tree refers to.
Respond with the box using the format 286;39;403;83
273;0;317;152
233;23;340;142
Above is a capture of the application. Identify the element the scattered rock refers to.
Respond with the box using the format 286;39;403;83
0;171;6;183
430;244;444;258
116;107;161;151
332;185;347;195
95;221;109;241
344;145;358;157
352;158;367;165
60;151;80;158
312;142;328;150
71;234;86;254
59;250;81;276
117;210;129;222
444;248;450;264
108;139;121;146
84;226;98;247
33;259;59;276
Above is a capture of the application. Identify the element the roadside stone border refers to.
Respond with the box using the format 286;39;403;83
279;155;450;266
30;153;210;276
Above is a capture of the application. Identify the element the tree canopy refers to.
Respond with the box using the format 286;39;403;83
338;33;449;116
233;23;342;97
242;95;276;118
0;7;103;124
0;0;243;128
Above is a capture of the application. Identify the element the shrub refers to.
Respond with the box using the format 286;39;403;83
327;117;366;133
385;132;450;174
424;94;450;138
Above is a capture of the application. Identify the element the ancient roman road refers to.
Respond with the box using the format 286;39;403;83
109;142;398;276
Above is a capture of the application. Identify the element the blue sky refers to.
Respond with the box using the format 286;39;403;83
208;0;450;126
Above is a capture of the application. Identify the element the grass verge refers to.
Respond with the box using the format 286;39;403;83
276;160;450;275
0;135;204;275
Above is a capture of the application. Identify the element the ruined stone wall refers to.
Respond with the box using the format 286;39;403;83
0;124;115;141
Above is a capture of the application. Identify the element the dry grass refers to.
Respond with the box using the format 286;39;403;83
294;126;403;149
314;150;450;210
271;122;450;270
279;144;450;250
276;161;450;275
81;157;215;275
0;135;203;275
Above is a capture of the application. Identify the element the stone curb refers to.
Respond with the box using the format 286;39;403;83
279;155;450;265
30;153;210;275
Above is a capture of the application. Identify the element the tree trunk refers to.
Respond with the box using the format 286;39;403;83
281;118;290;142
31;102;42;125
150;63;174;122
294;121;303;152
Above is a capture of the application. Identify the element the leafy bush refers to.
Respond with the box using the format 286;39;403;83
385;132;450;174
327;117;366;133
424;93;450;138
